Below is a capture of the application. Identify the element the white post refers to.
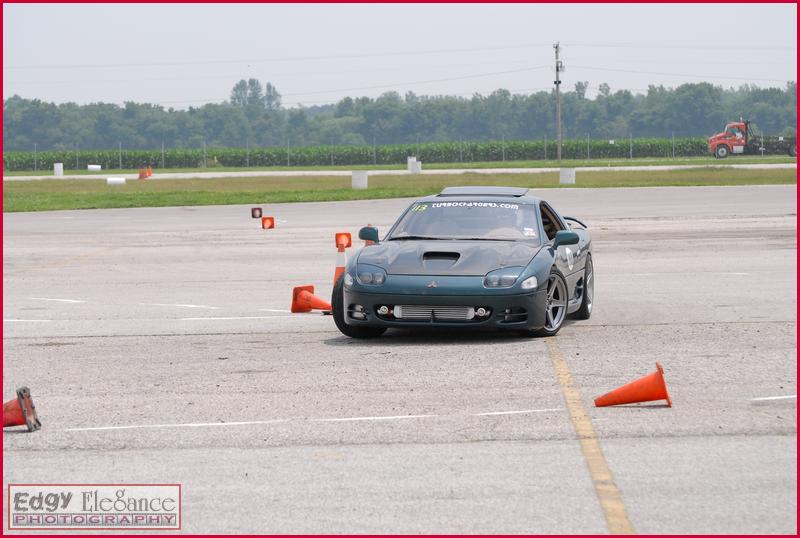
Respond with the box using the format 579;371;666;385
559;168;576;185
352;170;368;189
54;163;64;177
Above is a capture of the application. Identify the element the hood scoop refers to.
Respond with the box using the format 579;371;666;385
422;251;460;271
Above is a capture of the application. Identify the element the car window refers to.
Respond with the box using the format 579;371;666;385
389;200;541;243
539;202;565;241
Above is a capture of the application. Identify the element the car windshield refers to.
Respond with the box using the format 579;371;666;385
388;200;541;243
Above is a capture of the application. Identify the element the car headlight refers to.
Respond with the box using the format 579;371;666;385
356;264;387;285
520;276;538;290
483;268;522;288
344;273;354;287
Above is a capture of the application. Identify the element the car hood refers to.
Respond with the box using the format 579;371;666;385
358;240;542;276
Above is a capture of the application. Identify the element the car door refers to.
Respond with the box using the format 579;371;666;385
539;202;579;282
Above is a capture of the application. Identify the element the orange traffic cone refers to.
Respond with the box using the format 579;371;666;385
147;165;153;178
333;232;352;285
251;207;262;219
261;216;275;229
595;362;672;407
138;167;147;180
291;285;332;313
3;387;41;432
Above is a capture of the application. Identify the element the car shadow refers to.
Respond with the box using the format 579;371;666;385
324;317;582;347
598;403;672;409
324;327;538;347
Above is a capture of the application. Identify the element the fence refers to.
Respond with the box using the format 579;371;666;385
2;136;710;172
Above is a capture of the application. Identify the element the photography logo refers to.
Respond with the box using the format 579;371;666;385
8;484;181;530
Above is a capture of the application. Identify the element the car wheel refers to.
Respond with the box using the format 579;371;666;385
331;276;386;339
789;145;797;157
525;269;568;337
573;255;593;320
715;145;729;159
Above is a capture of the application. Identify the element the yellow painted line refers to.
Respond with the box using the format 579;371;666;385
546;338;635;534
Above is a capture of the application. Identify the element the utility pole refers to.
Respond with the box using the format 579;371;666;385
553;42;564;162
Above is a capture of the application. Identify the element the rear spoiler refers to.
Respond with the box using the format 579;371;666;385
563;216;588;228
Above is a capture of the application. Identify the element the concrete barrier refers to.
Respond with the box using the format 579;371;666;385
54;163;64;177
352;170;368;189
88;164;102;171
106;177;126;185
559;168;576;185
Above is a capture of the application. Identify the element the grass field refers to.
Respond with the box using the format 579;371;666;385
3;155;796;176
3;167;796;212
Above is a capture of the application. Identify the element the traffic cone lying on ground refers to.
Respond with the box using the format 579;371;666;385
3;387;41;432
291;285;332;313
261;216;275;229
251;207;263;219
594;362;672;407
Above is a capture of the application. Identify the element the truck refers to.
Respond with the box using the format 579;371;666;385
708;120;796;158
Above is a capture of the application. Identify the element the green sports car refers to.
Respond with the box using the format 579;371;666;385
332;186;593;338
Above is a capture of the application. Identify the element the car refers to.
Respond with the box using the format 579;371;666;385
332;186;593;338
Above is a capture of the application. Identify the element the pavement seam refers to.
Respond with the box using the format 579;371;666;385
546;337;635;535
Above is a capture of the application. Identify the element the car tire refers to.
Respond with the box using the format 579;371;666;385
573;255;593;320
332;276;386;339
522;269;569;337
789;145;797;157
715;145;729;159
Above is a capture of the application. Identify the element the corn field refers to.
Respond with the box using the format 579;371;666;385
2;137;709;171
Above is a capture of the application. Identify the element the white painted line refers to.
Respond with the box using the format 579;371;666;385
64;419;289;432
29;297;86;303
312;414;437;422
259;308;292;313
474;408;563;416
749;394;796;402
142;303;221;309
3;319;52;323
63;409;562;434
180;315;298;321
620;272;750;277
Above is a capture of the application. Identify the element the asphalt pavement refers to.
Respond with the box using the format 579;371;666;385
3;185;796;533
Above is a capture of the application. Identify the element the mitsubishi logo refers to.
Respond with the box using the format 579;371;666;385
427;281;438;288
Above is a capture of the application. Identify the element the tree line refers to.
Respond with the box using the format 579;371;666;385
3;79;796;151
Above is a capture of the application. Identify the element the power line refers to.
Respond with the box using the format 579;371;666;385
3;42;553;71
565;42;795;52
138;65;550;105
569;65;794;83
7;59;543;87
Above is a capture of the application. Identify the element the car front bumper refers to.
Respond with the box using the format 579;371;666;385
342;286;548;331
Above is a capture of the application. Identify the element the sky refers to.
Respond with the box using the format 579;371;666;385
3;3;797;109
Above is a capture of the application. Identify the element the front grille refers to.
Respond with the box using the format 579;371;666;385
393;305;475;321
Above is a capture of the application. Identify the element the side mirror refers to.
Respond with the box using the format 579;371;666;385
553;230;579;249
358;226;380;244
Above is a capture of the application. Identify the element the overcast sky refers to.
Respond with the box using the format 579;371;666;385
3;3;796;108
